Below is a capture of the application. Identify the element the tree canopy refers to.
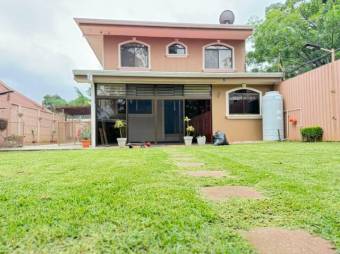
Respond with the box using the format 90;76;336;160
248;0;340;76
42;88;90;111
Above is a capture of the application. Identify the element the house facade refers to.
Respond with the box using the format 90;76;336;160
73;18;282;146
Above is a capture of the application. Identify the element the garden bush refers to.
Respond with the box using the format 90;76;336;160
300;126;323;142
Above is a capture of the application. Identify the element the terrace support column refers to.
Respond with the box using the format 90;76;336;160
90;83;96;147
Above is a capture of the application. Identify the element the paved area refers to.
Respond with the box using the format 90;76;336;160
175;162;205;168
200;186;264;201
0;143;82;151
243;227;336;254
183;171;227;178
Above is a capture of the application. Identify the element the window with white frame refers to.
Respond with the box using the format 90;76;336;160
120;42;149;68
228;89;261;115
204;44;233;69
167;43;186;56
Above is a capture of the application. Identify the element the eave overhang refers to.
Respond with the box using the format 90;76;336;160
75;18;253;40
73;70;283;86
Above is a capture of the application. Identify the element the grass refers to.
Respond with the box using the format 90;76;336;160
0;142;339;253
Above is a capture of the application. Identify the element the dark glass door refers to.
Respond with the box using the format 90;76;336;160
164;100;183;137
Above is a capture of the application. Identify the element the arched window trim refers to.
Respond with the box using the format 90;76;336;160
118;39;151;70
166;41;188;57
202;41;235;72
226;87;262;119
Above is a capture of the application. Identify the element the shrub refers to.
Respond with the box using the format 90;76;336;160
80;128;91;140
300;126;323;142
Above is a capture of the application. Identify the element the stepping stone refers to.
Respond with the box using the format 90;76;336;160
170;154;193;158
175;162;204;168
184;171;227;178
243;227;336;254
200;186;264;201
172;157;195;161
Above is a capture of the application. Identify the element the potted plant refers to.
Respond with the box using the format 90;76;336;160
197;134;206;145
114;120;127;147
184;116;195;146
4;135;24;148
80;128;91;148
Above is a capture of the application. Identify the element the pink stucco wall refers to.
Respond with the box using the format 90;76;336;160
103;36;246;72
0;81;65;144
278;60;340;141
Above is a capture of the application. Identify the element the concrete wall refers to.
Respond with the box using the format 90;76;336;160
278;61;340;141
103;36;246;72
212;85;273;143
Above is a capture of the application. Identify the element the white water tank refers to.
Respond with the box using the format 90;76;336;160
262;91;284;141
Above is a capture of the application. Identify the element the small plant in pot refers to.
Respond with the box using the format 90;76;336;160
114;120;127;147
197;134;206;145
184;116;195;146
80;128;91;148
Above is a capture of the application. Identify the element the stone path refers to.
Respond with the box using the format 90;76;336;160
243;228;336;254
167;150;336;253
175;162;205;168
200;186;264;201
184;171;227;178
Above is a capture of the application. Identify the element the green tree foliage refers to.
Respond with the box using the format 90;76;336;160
68;88;91;106
42;88;90;111
42;95;68;111
248;0;340;75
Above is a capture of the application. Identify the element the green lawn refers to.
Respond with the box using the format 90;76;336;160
0;142;339;253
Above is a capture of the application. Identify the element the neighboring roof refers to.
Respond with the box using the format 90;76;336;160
73;70;283;85
75;18;253;31
55;105;91;116
0;80;48;111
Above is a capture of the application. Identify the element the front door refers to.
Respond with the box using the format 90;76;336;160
163;100;184;142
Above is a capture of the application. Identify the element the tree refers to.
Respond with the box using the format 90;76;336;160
42;88;90;111
68;88;91;106
248;0;340;75
42;95;68;111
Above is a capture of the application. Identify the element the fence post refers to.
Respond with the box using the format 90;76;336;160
37;110;41;143
17;105;21;136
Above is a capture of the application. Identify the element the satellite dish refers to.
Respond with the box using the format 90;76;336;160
219;10;235;24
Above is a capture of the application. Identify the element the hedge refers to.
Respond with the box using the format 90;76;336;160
300;126;323;142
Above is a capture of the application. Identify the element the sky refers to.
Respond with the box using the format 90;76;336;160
0;0;283;103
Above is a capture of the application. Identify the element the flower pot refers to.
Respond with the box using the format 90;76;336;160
184;136;193;146
81;139;91;148
197;136;206;145
117;138;127;147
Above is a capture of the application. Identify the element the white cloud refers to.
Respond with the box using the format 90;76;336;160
0;0;283;102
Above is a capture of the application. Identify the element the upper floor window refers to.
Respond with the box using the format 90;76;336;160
167;42;187;57
228;89;261;116
120;42;149;68
204;44;233;70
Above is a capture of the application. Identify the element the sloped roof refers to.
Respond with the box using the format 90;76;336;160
0;80;49;111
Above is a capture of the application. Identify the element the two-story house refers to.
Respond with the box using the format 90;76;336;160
73;18;282;146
